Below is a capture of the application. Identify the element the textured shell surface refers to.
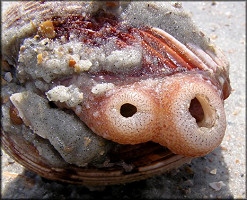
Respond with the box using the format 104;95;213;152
1;1;231;185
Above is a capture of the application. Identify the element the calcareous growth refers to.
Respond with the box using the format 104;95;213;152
1;1;231;185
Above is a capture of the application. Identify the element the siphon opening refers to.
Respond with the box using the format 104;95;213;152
120;103;137;118
189;95;216;128
189;97;205;126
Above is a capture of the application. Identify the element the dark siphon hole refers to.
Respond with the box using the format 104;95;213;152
189;98;204;123
120;103;137;118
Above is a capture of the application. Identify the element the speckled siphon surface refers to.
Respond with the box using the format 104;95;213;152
1;1;246;199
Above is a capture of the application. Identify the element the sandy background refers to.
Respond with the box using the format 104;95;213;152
1;1;246;199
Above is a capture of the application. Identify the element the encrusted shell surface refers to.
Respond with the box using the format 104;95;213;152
1;1;231;185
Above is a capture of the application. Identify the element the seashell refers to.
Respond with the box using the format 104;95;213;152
1;1;231;185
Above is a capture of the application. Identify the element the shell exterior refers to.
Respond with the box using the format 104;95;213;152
1;1;231;185
2;131;192;185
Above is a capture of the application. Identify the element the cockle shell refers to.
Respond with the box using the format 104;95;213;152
1;1;231;185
